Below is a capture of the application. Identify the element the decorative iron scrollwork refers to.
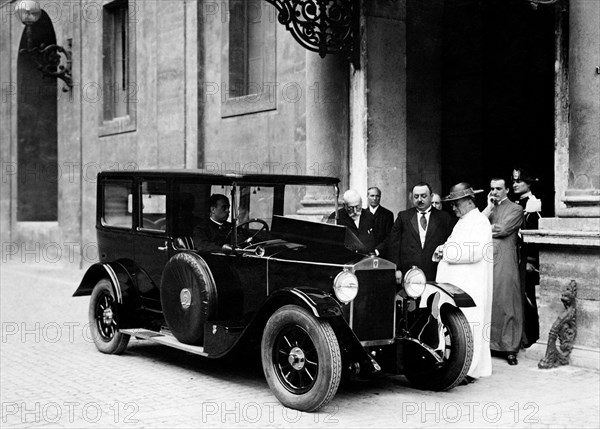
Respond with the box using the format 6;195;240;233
528;0;568;11
265;0;357;63
20;38;73;91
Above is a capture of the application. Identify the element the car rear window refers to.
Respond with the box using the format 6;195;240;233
102;180;133;228
139;180;168;232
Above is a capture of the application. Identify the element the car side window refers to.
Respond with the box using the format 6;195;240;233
102;180;133;229
140;180;167;232
174;183;210;236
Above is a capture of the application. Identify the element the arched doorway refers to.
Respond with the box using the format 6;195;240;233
17;11;58;222
441;0;556;214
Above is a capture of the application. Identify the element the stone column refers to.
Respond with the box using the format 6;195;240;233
561;0;600;217
523;0;600;370
298;51;349;220
360;0;408;215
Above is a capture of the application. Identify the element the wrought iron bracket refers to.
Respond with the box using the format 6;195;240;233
20;38;73;92
264;0;359;68
528;0;568;11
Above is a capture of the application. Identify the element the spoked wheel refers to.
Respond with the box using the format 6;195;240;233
261;305;341;412
88;279;130;354
404;306;473;391
273;325;320;394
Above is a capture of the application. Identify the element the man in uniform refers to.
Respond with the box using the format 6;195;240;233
511;167;541;348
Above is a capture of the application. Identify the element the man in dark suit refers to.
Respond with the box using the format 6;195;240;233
367;186;394;255
193;194;232;252
388;182;454;281
328;189;376;252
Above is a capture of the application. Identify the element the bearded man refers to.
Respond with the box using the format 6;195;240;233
328;189;375;252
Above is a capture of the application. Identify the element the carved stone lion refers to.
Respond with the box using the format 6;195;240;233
538;280;577;369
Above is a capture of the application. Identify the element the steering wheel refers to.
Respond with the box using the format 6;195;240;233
227;218;270;247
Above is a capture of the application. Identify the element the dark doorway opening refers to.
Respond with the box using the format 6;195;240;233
441;0;555;214
17;11;58;221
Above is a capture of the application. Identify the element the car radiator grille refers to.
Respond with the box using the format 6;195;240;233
351;269;397;343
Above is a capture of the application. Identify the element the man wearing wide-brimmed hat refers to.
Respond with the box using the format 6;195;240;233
434;182;493;381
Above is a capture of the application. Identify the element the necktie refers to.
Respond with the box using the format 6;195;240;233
420;212;427;230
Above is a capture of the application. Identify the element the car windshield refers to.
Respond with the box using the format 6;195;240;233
210;183;338;228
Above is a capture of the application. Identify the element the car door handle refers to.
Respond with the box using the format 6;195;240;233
157;241;168;251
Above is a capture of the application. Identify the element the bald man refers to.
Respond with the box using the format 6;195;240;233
328;189;376;252
431;193;442;210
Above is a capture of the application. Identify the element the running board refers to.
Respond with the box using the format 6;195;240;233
120;329;208;357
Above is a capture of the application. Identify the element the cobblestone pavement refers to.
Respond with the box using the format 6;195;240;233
1;261;599;428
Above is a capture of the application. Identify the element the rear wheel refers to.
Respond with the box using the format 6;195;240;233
88;279;130;354
261;305;341;412
404;306;473;390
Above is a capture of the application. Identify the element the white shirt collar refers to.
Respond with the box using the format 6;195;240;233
210;217;224;226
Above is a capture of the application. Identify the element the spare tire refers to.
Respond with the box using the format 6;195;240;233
160;252;217;345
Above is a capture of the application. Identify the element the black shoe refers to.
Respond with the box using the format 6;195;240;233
459;376;476;385
507;354;518;365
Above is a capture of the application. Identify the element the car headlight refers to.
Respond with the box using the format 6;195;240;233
403;266;426;298
333;270;359;303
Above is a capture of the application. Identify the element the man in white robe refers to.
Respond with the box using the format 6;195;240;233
434;182;493;381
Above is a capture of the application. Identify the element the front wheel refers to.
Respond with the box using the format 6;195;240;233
404;306;473;390
261;305;341;412
88;279;130;354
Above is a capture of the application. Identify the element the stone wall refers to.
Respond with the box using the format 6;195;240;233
199;1;310;176
1;0;199;267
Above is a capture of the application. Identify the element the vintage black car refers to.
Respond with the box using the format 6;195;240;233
73;170;475;412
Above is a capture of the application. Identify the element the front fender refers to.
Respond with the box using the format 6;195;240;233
418;282;475;310
273;287;343;318
247;288;380;375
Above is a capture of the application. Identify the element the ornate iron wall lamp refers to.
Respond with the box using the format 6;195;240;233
264;0;359;67
15;1;73;91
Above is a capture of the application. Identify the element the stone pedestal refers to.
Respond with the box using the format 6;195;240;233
522;218;600;370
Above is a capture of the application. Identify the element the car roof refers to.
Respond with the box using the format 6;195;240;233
98;169;340;186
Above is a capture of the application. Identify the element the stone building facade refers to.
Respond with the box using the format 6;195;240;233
1;0;598;367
